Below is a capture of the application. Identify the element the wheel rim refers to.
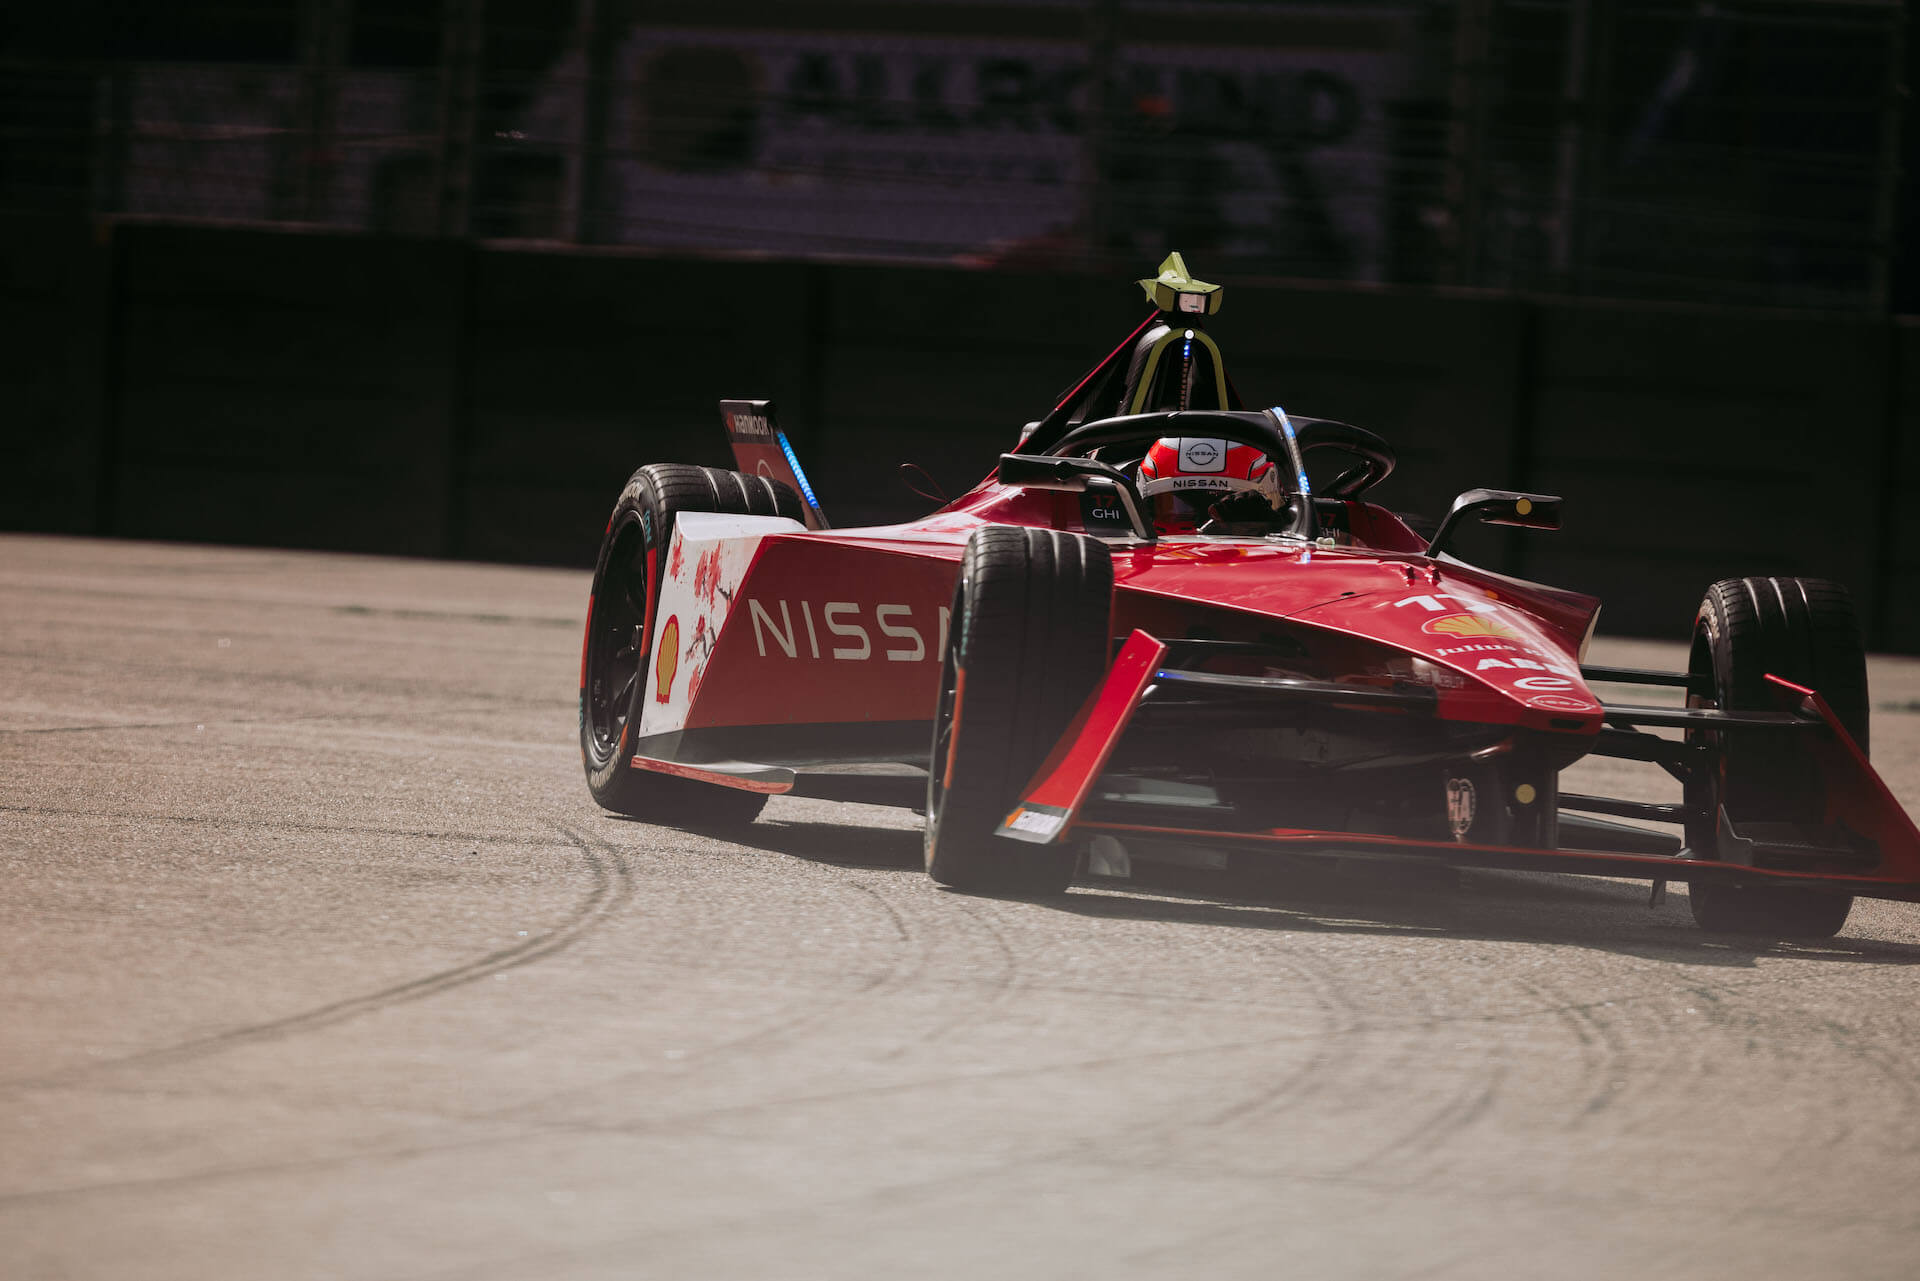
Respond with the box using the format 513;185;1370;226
1682;643;1724;855
585;521;648;763
927;634;961;833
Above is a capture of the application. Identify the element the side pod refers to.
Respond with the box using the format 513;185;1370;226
997;631;1166;844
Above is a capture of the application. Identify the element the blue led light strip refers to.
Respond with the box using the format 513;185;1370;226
1269;405;1310;498
777;430;822;511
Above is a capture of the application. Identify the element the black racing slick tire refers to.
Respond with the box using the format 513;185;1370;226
580;464;802;828
1684;577;1868;939
925;526;1113;896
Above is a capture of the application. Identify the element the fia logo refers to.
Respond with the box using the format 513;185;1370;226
1446;777;1477;841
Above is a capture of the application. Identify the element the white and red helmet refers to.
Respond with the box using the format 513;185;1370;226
1136;437;1283;532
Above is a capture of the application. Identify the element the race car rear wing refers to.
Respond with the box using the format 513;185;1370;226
719;398;830;530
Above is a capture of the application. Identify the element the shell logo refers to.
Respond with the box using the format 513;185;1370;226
1423;612;1520;640
655;614;680;702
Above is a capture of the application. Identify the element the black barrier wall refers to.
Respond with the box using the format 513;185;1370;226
3;218;1915;649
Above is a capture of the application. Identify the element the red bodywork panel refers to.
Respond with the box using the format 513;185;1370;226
673;478;1605;737
684;536;960;731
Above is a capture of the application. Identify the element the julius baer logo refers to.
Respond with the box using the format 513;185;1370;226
747;599;949;662
1393;593;1583;686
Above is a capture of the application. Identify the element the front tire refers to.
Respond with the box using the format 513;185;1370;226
925;527;1113;895
1683;577;1867;939
580;464;800;828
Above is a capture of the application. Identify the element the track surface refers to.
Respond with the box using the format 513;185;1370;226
7;533;1920;1280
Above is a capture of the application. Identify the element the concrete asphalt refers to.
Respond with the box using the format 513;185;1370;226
6;532;1920;1280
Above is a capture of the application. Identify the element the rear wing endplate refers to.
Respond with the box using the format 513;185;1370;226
720;398;830;530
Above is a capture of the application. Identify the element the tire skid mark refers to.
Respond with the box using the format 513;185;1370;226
0;1127;534;1209
1332;1054;1510;1183
898;888;1361;1158
1466;966;1708;1161
496;866;1331;1129
1512;975;1635;1125
495;860;933;1124
1513;975;1610;1127
1794;999;1920;1112
0;697;564;738
1186;944;1367;1134
569;1028;1342;1140
891;891;1021;1052
1616;990;1726;1140
1575;994;1674;1130
669;871;919;1046
0;801;564;850
1697;972;1920;1108
1511;963;1920;1165
3;822;629;1089
1308;947;1535;1185
914;897;1400;1183
0;1028;1347;1213
1686;974;1920;1179
1514;959;1920;1182
0;709;508;737
379;1135;1920;1281
845;879;912;944
1013;925;1375;1188
524;877;1303;1132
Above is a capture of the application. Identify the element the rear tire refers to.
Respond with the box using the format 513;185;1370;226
1683;577;1867;939
580;464;802;828
925;527;1113;895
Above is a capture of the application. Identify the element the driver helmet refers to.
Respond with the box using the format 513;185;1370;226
1137;437;1282;532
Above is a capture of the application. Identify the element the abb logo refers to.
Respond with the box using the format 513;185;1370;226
748;599;950;662
1473;654;1578;678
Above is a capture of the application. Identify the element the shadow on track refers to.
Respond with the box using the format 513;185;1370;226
1054;860;1920;968
718;818;927;872
721;816;1920;968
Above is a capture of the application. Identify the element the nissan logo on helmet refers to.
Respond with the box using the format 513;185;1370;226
1179;438;1224;471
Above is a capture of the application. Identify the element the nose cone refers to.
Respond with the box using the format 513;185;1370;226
1290;586;1603;732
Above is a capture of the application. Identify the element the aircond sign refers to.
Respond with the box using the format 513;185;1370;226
512;16;1412;278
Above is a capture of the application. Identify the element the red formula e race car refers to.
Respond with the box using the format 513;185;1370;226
580;254;1920;939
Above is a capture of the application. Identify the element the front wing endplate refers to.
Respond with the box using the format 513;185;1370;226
997;631;1166;844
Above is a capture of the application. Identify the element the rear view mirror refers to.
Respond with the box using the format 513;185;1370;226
1424;488;1561;558
996;453;1128;489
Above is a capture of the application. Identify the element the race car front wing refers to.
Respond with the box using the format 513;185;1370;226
996;632;1920;902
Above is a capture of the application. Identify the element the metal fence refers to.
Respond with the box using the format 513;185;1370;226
1;0;1906;309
